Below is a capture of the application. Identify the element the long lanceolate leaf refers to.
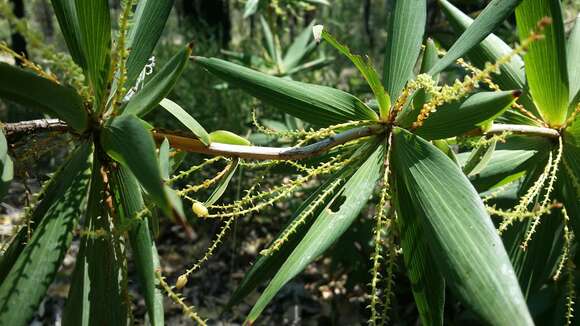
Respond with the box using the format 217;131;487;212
51;0;111;106
383;0;426;100
321;30;391;119
100;114;184;220
393;176;445;326
567;14;580;106
195;57;378;126
429;0;522;75
0;142;92;282
516;0;569;127
111;166;164;326
63;159;127;326
124;45;192;117
391;127;532;325
125;0;176;90
0;144;92;325
282;20;316;72
439;0;539;119
0;63;88;131
159;98;210;145
246;143;384;323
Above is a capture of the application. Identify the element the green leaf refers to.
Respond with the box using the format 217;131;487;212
246;143;384;323
383;0;426;100
50;0;85;68
320;29;391;119
244;0;259;18
259;16;279;66
195;57;378;126
282;20;316;72
393;175;445;326
567;14;580;105
429;0;522;75
516;0;569;127
205;158;239;206
209;130;251;146
0;131;13;200
160;98;210;145
391;127;532;325
125;0;176;90
562;121;580;234
75;0;111;106
0;147;91;325
111;166;164;326
63;160;127;326
0;63;88;131
51;0;112;106
462;138;497;177
413;91;518;140
439;0;539;118
0;142;92;282
100;114;184;220
123;45;192;117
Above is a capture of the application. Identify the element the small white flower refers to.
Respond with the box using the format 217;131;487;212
313;25;324;43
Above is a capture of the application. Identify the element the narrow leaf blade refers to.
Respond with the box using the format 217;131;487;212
125;0;176;89
246;143;384;323
195;57;378;126
383;0;426;99
0;149;91;325
430;0;522;75
516;0;569;126
391;127;532;325
160;98;210;145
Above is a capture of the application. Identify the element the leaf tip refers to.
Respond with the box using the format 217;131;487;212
511;89;522;98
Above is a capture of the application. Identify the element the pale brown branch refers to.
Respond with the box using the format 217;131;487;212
153;125;386;160
2;118;68;136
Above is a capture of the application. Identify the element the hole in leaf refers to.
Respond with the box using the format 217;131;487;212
329;195;346;213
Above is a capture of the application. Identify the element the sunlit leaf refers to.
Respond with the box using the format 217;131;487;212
567;14;580;105
516;0;569;126
160;98;210;145
209;130;251;146
320;29;391;118
383;0;426;100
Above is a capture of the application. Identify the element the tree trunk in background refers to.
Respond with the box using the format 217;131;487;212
9;0;28;64
180;0;231;48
